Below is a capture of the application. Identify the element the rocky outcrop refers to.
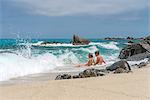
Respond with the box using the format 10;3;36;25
55;74;72;80
79;69;105;78
55;60;133;80
106;60;131;73
55;68;105;80
119;36;150;60
40;41;62;45
72;35;90;45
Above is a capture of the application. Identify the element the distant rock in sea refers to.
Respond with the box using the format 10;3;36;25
104;37;124;40
72;35;90;45
39;41;63;45
127;37;134;40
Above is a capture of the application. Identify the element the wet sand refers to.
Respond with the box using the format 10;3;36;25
0;65;150;100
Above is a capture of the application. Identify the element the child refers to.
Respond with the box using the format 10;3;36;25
77;53;95;67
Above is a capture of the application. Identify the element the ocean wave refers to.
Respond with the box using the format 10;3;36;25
0;40;120;81
32;41;88;47
90;42;119;50
32;41;120;50
0;48;83;81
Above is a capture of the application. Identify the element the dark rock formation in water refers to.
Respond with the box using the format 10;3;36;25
106;60;131;73
119;36;150;60
40;41;63;45
72;35;90;45
127;37;134;40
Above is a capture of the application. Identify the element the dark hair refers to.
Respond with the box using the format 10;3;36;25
95;51;99;55
88;53;93;58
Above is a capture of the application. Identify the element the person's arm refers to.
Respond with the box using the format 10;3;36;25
85;59;94;66
84;60;90;66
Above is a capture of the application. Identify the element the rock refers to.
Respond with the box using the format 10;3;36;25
79;69;105;78
127;52;150;61
144;36;150;40
40;41;63;45
72;75;81;79
79;69;97;78
140;41;150;53
104;37;123;40
114;68;129;74
127;37;134;40
41;41;51;45
119;43;147;59
104;37;114;40
55;69;106;80
128;41;134;44
106;60;131;73
72;35;90;45
138;62;147;68
55;74;72;80
118;36;150;60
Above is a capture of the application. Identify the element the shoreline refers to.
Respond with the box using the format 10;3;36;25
0;65;149;100
0;60;148;86
0;64;110;85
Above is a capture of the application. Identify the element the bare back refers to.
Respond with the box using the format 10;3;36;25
95;55;105;65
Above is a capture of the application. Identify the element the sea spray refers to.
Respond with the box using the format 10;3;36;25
0;39;122;81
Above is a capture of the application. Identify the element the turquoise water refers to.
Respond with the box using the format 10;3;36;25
0;39;137;81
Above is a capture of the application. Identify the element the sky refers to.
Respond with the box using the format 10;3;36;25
0;0;150;39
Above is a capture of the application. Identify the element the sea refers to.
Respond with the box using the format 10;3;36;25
0;38;148;81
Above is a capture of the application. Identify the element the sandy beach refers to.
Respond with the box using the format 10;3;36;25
0;65;149;100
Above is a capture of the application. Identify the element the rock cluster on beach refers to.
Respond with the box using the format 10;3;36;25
55;69;106;80
119;36;150;60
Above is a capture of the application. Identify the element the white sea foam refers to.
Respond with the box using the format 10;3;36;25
0;51;81;81
32;41;120;50
77;46;99;53
32;41;86;47
127;58;149;66
90;42;119;50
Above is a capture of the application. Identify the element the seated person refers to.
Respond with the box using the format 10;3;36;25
77;53;95;67
94;51;105;65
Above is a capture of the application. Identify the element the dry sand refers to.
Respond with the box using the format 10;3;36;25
0;66;150;100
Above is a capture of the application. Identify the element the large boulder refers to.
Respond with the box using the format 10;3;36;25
106;60;131;73
119;36;150;60
72;35;90;45
79;69;105;78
